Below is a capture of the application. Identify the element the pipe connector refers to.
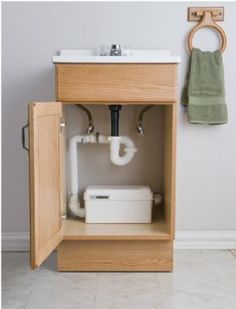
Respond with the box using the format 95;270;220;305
108;136;137;166
87;123;95;134
68;194;85;218
136;122;144;136
69;134;97;147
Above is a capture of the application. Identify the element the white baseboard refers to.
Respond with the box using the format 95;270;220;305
2;231;236;251
175;231;236;249
2;233;29;251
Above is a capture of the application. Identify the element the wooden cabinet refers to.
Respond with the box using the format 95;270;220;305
29;102;64;268
56;64;177;102
29;63;178;271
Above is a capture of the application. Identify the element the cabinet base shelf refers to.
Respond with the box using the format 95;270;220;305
57;240;173;272
62;217;171;241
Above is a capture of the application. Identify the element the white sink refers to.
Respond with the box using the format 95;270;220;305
52;49;181;63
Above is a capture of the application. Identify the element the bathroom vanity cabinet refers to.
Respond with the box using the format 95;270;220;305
28;56;179;271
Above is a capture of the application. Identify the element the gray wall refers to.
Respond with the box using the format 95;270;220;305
2;2;236;233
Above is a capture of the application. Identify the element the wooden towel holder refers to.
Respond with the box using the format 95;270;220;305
187;7;227;54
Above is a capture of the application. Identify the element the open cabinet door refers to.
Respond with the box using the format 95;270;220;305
29;102;64;269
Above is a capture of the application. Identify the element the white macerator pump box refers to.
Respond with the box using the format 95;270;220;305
84;185;153;223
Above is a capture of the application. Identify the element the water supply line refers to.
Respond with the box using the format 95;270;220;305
75;104;95;134
136;105;155;135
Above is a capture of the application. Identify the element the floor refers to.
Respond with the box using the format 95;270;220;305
2;250;236;309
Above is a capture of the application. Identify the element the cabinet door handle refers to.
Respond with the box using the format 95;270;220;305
22;123;29;152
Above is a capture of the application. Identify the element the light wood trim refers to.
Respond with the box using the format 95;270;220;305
57;240;173;271
62;217;170;241
29;102;63;269
61;108;67;218
55;65;59;103
38;232;63;265
163;104;177;237
188;7;224;22
56;64;177;103
61;101;176;106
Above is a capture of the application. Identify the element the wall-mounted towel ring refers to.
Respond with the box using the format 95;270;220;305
187;10;227;54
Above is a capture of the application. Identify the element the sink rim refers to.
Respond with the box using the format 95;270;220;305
53;49;181;64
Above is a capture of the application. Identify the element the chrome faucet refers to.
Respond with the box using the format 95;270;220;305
110;44;122;56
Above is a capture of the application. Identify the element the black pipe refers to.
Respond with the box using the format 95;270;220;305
109;105;122;136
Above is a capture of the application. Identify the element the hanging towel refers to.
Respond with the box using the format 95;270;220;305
182;48;227;124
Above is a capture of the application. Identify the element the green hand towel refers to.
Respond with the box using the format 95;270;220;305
182;48;227;125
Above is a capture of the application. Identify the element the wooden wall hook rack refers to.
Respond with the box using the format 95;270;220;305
188;7;224;22
187;7;227;54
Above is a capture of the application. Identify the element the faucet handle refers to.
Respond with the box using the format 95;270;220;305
110;44;122;56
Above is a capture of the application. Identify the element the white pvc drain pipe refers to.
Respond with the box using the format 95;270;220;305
68;133;137;217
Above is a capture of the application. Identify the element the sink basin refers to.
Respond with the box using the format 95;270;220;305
53;49;181;63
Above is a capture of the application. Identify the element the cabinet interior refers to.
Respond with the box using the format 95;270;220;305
62;103;175;240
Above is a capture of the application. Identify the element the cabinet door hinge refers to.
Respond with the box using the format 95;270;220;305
60;118;66;132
